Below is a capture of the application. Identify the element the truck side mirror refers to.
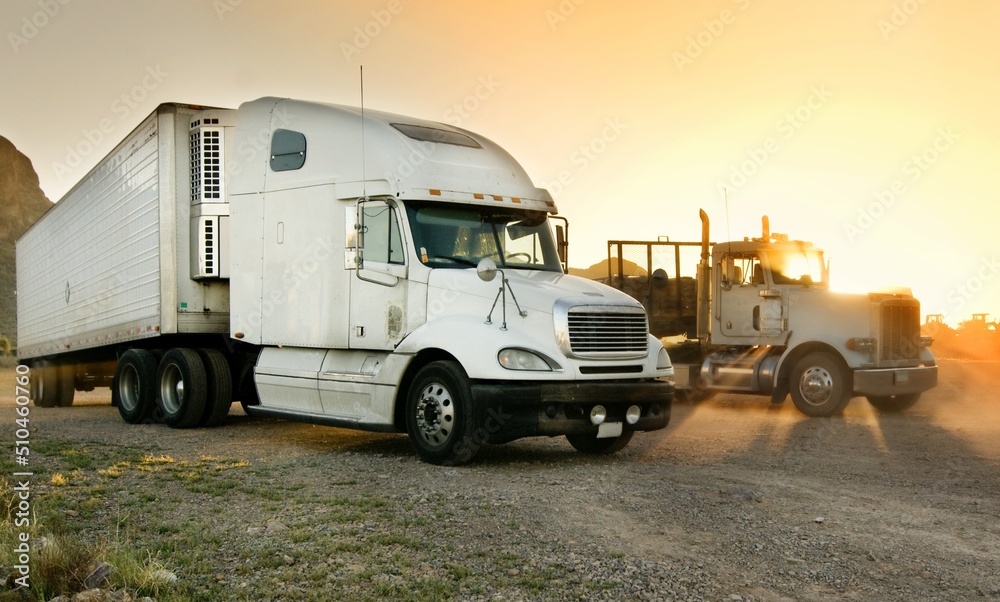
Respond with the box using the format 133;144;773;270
477;258;498;282
551;216;569;272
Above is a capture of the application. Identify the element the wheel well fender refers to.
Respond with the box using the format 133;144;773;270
392;348;460;431
772;342;850;402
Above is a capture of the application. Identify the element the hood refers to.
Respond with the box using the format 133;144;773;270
427;267;642;316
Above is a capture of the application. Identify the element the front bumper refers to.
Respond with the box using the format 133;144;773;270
469;380;673;444
853;365;938;397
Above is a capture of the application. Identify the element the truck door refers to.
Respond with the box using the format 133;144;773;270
349;200;408;349
717;252;766;337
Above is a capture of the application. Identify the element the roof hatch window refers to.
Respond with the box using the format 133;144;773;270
270;129;307;171
391;123;481;148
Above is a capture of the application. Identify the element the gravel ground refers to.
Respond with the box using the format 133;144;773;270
2;359;998;601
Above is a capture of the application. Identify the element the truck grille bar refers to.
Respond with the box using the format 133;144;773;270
880;300;921;361
567;307;648;357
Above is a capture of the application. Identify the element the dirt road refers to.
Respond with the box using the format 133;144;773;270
2;359;998;601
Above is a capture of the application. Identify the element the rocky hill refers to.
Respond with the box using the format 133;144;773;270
0;135;53;349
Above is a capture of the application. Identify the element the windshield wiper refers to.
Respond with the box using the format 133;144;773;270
429;255;480;267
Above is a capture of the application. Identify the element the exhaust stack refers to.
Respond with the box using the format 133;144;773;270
762;215;770;241
697;209;711;346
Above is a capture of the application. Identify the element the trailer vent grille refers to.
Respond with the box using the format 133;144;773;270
567;307;648;358
191;216;225;279
880;300;921;361
190;126;224;204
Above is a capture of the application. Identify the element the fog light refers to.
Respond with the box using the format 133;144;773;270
625;405;641;425
589;405;606;425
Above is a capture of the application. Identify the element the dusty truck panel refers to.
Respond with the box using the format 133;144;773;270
18;97;673;464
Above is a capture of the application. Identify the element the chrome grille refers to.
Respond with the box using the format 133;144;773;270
880;300;920;361
567;307;648;356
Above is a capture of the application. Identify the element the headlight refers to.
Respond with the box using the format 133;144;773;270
847;337;876;351
656;347;673;370
498;348;558;371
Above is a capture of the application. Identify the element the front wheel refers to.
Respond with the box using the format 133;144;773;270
405;361;480;466
867;393;920;413
789;352;852;417
565;431;634;455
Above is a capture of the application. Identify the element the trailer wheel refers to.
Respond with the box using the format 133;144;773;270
30;361;60;408
55;364;75;407
197;348;232;427
156;348;208;429
566;431;634;455
113;349;159;424
789;352;851;417
405;361;480;465
866;393;920;413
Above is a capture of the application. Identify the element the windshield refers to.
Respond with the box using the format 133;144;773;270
765;246;827;286
405;201;562;272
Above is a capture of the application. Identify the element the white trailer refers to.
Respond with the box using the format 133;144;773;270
18;98;674;464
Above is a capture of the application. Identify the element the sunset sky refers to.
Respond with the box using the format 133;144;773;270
2;0;997;324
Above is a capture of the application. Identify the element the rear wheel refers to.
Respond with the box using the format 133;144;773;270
566;431;634;455
867;393;920;413
30;361;64;408
157;348;208;429
113;349;159;424
405;361;480;466
789;352;852;417
197;348;233;427
55;364;75;407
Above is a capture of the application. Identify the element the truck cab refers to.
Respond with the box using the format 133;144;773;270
604;211;937;417
227;98;674;463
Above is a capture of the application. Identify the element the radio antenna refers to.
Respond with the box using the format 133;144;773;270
360;65;367;199
724;187;732;255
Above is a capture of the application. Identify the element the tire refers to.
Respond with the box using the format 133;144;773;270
55;363;75;407
113;349;159;424
197;348;233;427
866;393;920;413
789;352;852;417
30;361;61;408
156;348;208;429
405;361;480;466
566;431;634;455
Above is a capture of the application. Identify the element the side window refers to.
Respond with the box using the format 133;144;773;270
362;203;404;265
722;253;763;285
270;129;306;171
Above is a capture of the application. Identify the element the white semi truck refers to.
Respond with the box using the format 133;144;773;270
605;210;937;417
17;98;674;464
